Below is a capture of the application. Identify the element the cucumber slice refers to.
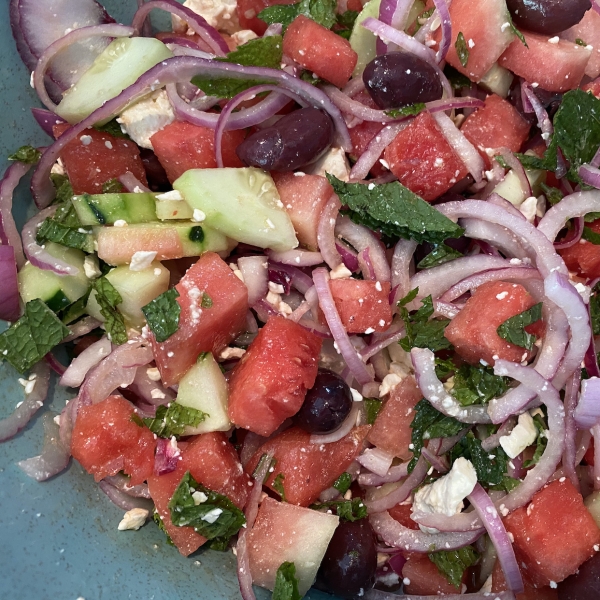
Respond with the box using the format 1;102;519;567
478;63;514;98
72;192;158;225
175;352;231;435
55;37;173;124
86;261;170;328
18;243;90;311
174;168;298;252
155;198;194;220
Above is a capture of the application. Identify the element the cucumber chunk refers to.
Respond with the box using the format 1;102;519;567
175;352;231;435
56;37;173;124
174;168;298;252
72;192;158;225
478;63;514;98
155;198;194;220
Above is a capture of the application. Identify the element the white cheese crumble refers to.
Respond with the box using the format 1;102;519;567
307;147;352;182
330;263;352;280
83;255;102;279
172;0;240;34
499;411;538;459
113;220;127;227
201;508;223;523
118;508;149;531
156;190;184;201
146;367;161;381
231;29;258;46
192;490;209;505
219;346;246;360
129;250;157;271
192;208;206;223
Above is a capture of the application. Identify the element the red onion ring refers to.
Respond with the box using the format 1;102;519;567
59;336;112;388
63;316;102;342
357;447;396;477
420;446;449;473
521;83;553;146
358;463;409;486
268;262;314;295
538;190;600;243
376;0;414;54
0;160;30;268
410;509;483;532
238;255;269;306
31;108;66;137
554;216;584;250
154;437;181;475
118;171;151;193
98;480;154;512
461;219;530;260
574;375;600;430
579;163;600;189
104;473;151;499
432;0;452;63
0;245;21;322
390;239;417;306
360;320;406;361
563;369;582;491
267;249;324;267
317;194;343;271
310;401;360;444
336;240;359;272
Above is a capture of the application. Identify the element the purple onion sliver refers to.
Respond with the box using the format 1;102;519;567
554;216;584;250
522;84;552;146
317;194;343;271
0;245;21;322
98;480;154;512
358;462;409;486
267;248;324;267
104;473;151;499
432;0;452;63
356;446;395;477
574;376;600;430
45;353;67;376
0;160;30;268
118;171;151;193
63;316;101;342
154;437;181;475
563;369;581;491
59;336;112;388
579;163;600;189
31;108;66;137
336;240;360;272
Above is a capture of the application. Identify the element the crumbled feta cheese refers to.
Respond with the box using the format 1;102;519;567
519;196;538;223
219;346;246;360
350;388;363;402
379;373;403;396
499;411;538;459
548;36;559;44
172;0;240;34
231;29;258;47
330;263;352;280
201;507;224;523
192;490;209;505
571;280;591;303
150;388;166;399
307;147;352;182
51;158;66;176
118;508;149;531
129;250;157;271
83;255;102;279
146;367;161;381
192;208;206;222
80;135;92;146
412;457;477;533
113;219;127;227
156;190;184;201
268;281;285;294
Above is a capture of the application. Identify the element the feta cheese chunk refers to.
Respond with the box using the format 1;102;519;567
307;147;352;182
201;507;223;523
499;411;538;459
412;457;477;533
129;250;158;271
172;0;240;34
83;255;102;280
117;90;175;150
118;507;149;531
231;29;258;47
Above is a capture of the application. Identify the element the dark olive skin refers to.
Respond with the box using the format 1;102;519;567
139;148;170;191
363;51;443;110
235;107;334;171
316;518;378;599
293;368;353;434
557;553;600;599
506;0;591;35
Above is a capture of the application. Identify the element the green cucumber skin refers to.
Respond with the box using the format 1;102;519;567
73;193;158;226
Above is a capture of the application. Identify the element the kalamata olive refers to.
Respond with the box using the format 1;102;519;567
139;148;170;191
557;553;600;599
293;368;353;434
506;0;591;35
363;51;443;110
235;107;334;171
316;518;377;599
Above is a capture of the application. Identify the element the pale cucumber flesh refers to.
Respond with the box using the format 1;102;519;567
72;192;158;225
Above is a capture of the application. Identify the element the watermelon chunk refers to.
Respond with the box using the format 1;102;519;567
491;559;559;599
402;554;462;595
460;94;531;168
562;9;600;79
559;219;600;280
282;16;358;88
499;32;591;93
383;111;468;202
503;478;600;587
388;500;421;530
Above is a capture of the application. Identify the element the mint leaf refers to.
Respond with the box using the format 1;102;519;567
328;175;464;245
50;174;75;205
416;243;462;269
333;471;352;494
102;178;125;194
398;292;452;353
272;562;302;600
576;38;587;46
582;226;600;245
318;498;367;521
94;118;130;139
496;302;542;351
539;182;563;206
0;299;69;373
385;102;426;119
506;12;528;48
143;403;208;438
191;36;283;99
201;293;213;308
451;363;510;407
93;277;127;345
428;545;479;588
272;472;287;502
258;0;337;31
153;511;175;546
169;472;246;542
36;218;94;253
258;4;299;29
298;0;336;28
8;145;41;164
364;397;383;425
449;432;509;487
335;9;358;38
141;288;181;343
455;32;469;67
444;65;471;90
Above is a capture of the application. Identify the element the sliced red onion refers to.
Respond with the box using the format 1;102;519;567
98;480;154;512
574;376;600;429
579;163;600;189
268;262;314;295
391;239;417;305
522;83;553;146
357;447;395;477
584;324;600;379
592;146;600;169
432;111;484;183
377;0;414;54
359;463;409;486
59;336;112;388
410;509;483;532
468;483;524;594
497;149;532;198
31;108;66;137
539;190;600;243
369;511;484;552
432;0;452;63
310;401;360;444
17;412;70;481
563;370;581;490
555;217;584;254
267;249;324;267
0;160;30;268
33;24;134;112
118;171;151;193
132;0;228;56
129;366;175;406
420;446;449;473
336;240;360;272
433;300;461;319
154;437;181;475
481;417;517;452
46;353;67;376
365;590;516;600
63;316;101;342
358;247;377;280
104;473;151;499
238;256;269;305
317;194;343;271
360;320;406;361
461;219;530;261
411;348;492;424
0;361;50;442
0;246;21;322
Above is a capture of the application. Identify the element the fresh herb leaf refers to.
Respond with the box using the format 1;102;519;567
169;472;246;542
8;145;41;164
434;356;456;379
416;243;462;269
258;0;337;31
272;562;302;600
385;102;426;119
143;403;208;438
497;302;542;351
582;226;600;245
93;277;127;345
523;410;548;468
539;182;563;206
252;453;277;480
455;32;469;67
398;292;452;353
258;4;299;29
141;288;181;343
408;399;463;472
576;38;587;46
0;299;69;373
328;175;464;245
201;293;213;308
364;398;383;425
333;472;352;495
191;36;283;99
318;498;367;521
428;545;479;588
507;12;528;48
94;118;129;139
102;178;125;194
36;218;94;252
451;363;510;407
51;174;75;204
335;9;358;38
449;432;509;487
272;472;287;502
298;0;337;28
153;511;175;545
444;65;471;90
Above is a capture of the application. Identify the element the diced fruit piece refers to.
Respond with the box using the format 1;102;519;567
433;0;515;81
491;559;559;599
71;395;156;486
559;219;600;280
367;376;422;460
150;121;245;183
56;38;173;123
349;0;382;77
155;198;194;220
245;425;370;506
562;8;600;79
282;16;358;88
248;497;340;595
383;111;468;202
95;221;230;265
18;243;90;312
151;252;249;386
72;192;157;225
329;278;392;334
272;172;333;250
460;94;531;168
54;124;148;196
503;478;600;587
237;0;297;35
228;316;322;436
174;168;298;252
444;280;540;366
498;32;592;93
86;261;170;328
584;490;600;528
478;62;514;98
175;352;231;434
402;554;462;595
388;501;420;530
492;162;545;207
348;118;387;178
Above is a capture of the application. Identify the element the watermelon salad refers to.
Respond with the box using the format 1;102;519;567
6;0;600;598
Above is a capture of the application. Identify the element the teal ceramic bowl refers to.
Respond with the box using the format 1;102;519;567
0;3;333;598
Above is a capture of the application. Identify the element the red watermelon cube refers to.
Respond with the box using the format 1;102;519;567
402;554;463;595
491;559;559;599
559;219;600;280
562;8;600;79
